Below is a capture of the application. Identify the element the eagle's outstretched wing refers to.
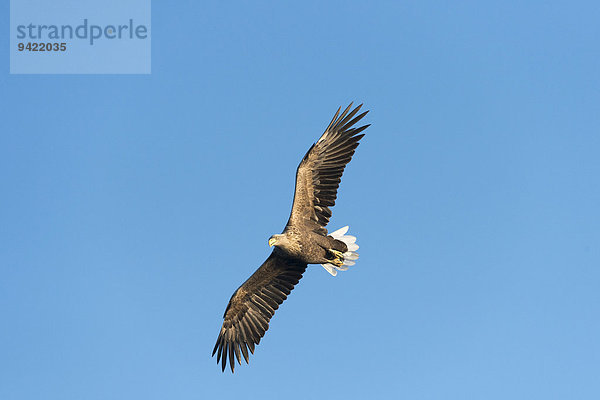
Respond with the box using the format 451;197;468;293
212;251;307;372
287;103;369;233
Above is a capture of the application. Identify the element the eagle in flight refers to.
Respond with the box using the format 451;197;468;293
212;103;369;372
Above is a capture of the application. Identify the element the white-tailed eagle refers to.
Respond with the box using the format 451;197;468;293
213;103;369;372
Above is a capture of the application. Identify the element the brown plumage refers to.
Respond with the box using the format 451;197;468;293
212;103;369;372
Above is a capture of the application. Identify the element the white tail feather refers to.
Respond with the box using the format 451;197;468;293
321;226;360;276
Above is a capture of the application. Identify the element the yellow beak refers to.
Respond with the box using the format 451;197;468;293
268;238;276;247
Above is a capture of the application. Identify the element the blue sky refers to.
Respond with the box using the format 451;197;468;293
1;1;599;399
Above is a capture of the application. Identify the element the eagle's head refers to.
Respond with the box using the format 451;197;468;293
268;234;284;247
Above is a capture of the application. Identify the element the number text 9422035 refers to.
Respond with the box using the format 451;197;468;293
18;42;67;51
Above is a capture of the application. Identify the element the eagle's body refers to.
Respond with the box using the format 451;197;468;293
271;226;348;264
212;103;369;372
